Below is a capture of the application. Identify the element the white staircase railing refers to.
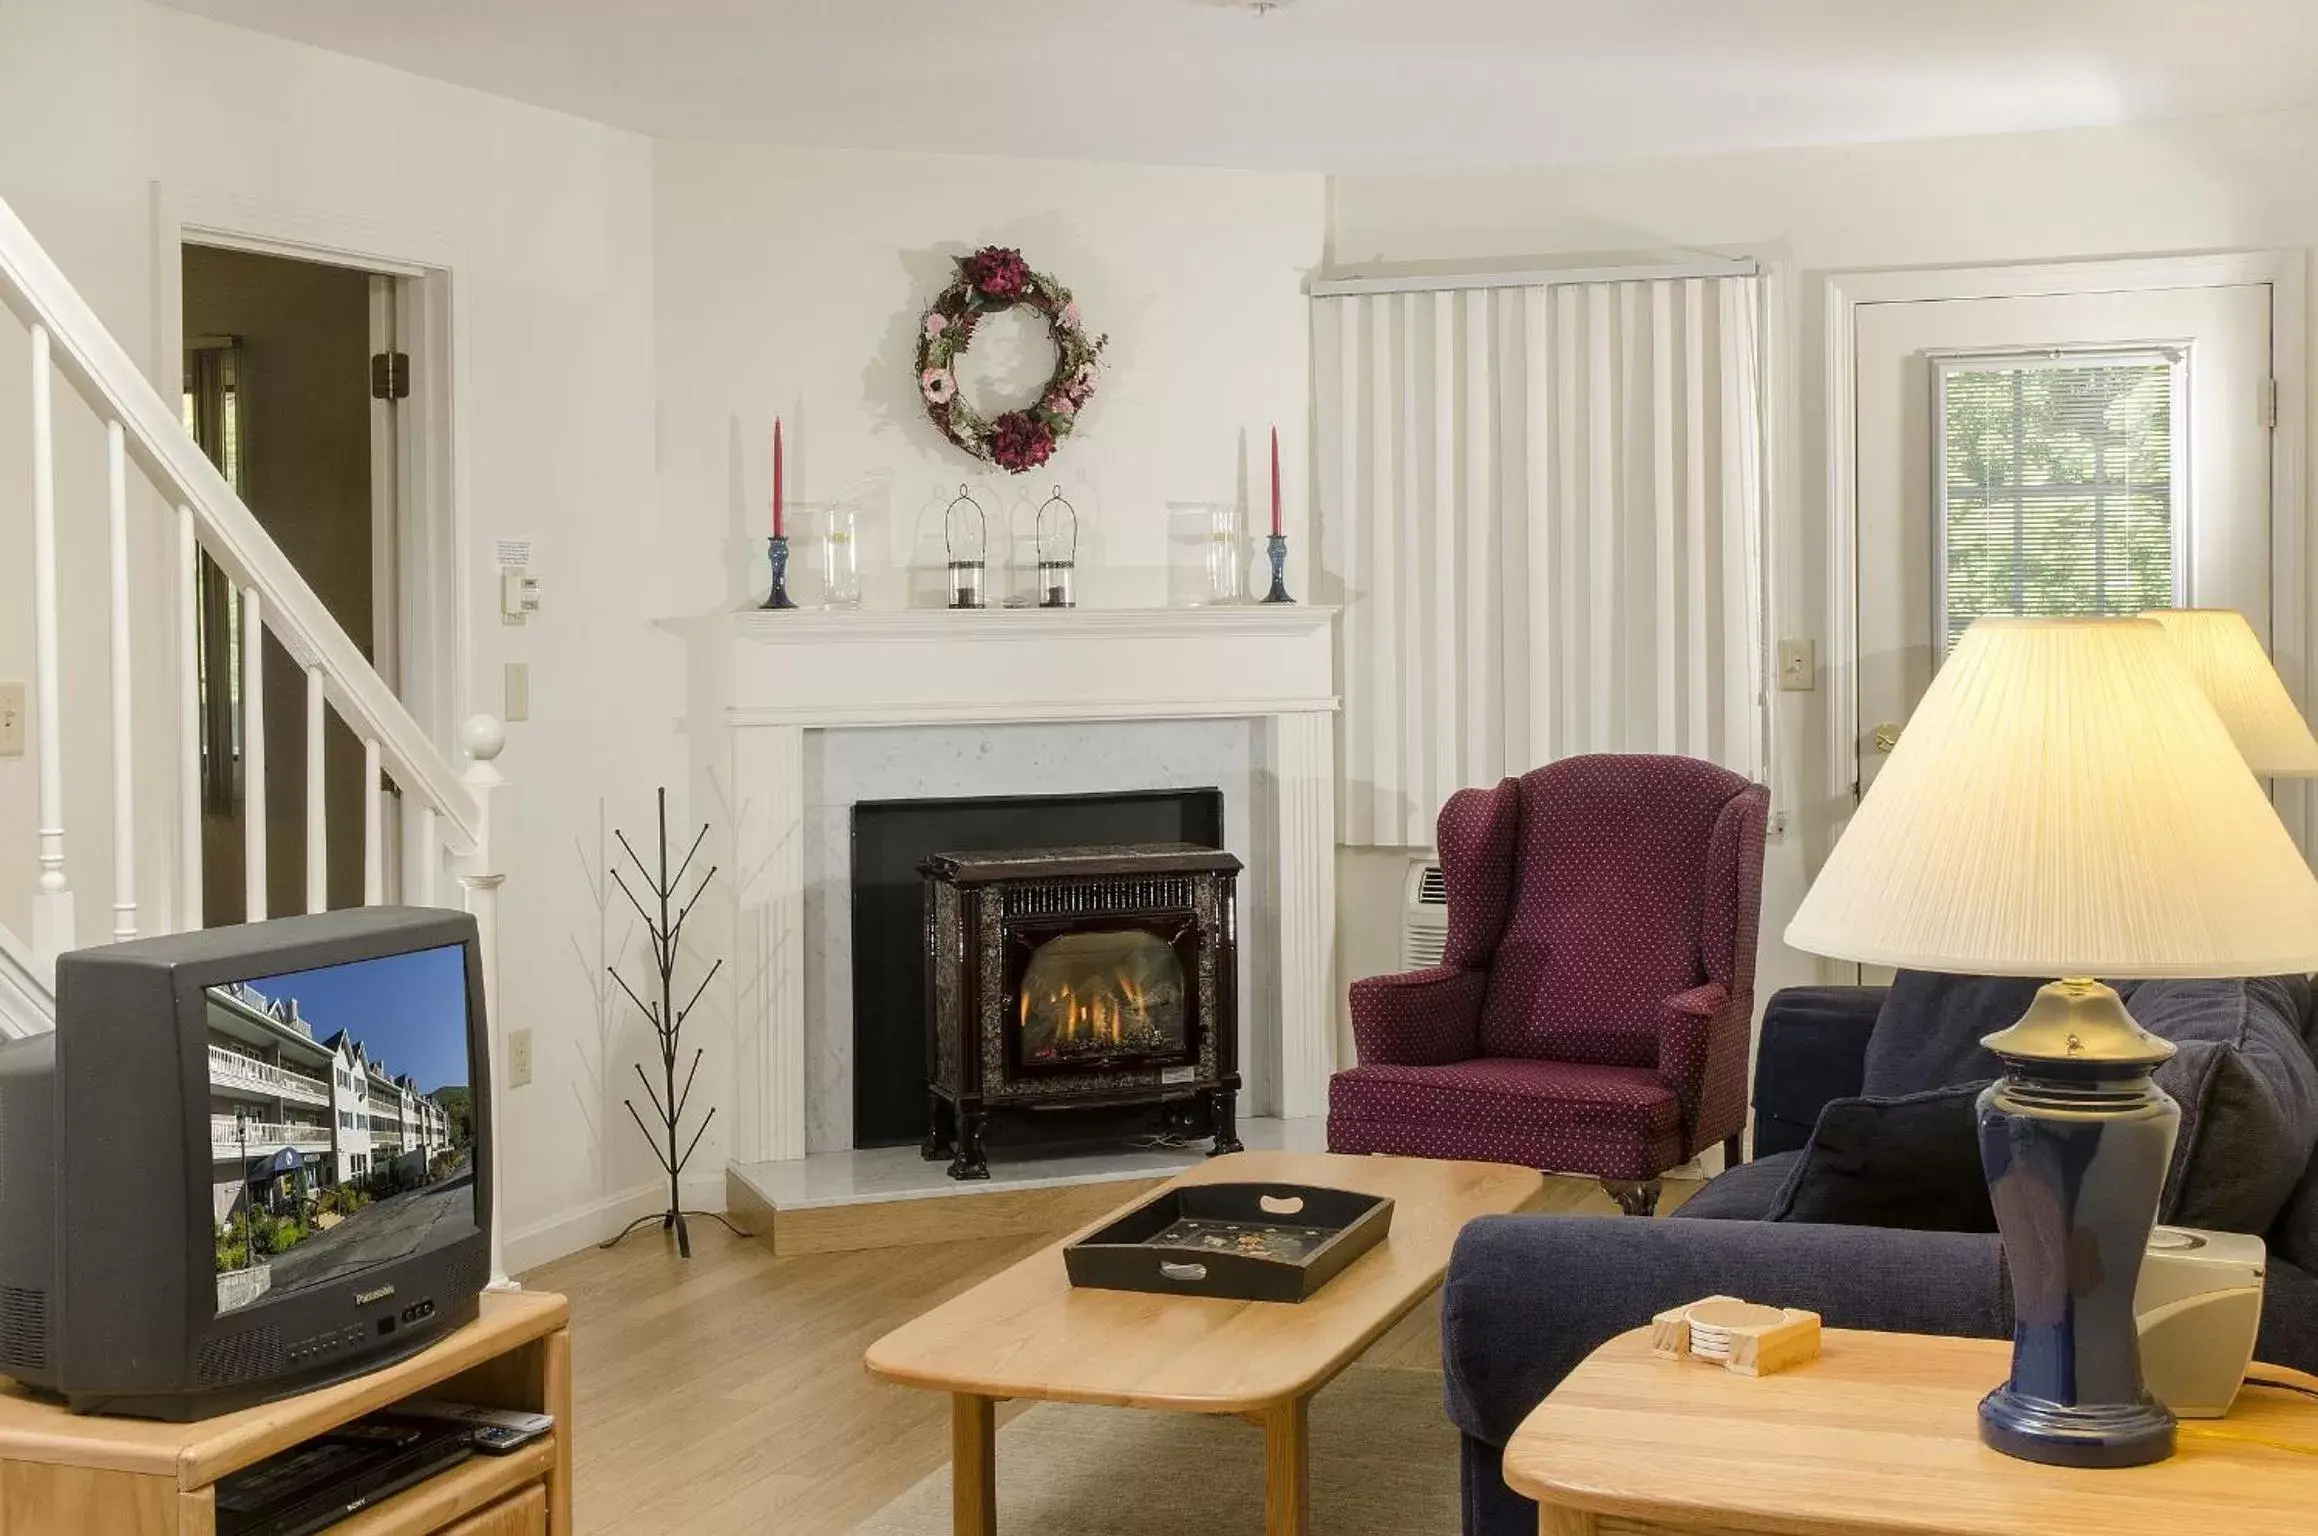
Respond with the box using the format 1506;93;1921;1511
0;191;502;995
0;924;48;1041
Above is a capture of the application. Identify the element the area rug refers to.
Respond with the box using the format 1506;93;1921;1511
848;1364;1460;1534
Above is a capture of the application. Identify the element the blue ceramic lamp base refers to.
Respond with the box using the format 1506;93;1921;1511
1978;1389;2176;1468
1976;978;2179;1469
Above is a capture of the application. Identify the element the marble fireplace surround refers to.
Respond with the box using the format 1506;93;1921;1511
685;606;1339;1164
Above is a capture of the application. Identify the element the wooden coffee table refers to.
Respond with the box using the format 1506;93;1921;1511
1504;1326;2318;1535
865;1149;1544;1534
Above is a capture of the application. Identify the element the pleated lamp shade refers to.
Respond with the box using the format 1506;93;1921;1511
1786;616;2318;978
2143;608;2318;777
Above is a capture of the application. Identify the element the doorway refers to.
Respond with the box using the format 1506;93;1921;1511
1849;271;2284;803
181;244;411;922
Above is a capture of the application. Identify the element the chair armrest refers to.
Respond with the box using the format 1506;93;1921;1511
1753;986;1885;1156
1654;983;1751;1155
1347;966;1486;1067
1440;1215;2010;1448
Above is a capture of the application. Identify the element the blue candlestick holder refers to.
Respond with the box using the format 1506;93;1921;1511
761;534;798;610
1260;533;1294;604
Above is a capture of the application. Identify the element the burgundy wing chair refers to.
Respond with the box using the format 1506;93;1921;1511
1326;754;1770;1215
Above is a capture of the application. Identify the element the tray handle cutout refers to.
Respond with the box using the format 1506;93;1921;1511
1158;1261;1210;1283
1258;1194;1306;1216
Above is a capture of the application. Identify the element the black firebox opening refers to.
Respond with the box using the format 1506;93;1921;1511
849;788;1225;1148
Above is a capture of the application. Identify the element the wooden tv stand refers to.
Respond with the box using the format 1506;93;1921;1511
0;1289;570;1536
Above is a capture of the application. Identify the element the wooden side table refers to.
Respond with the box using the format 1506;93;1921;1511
0;1290;571;1536
1503;1326;2318;1535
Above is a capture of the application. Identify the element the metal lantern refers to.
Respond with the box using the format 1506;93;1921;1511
945;484;988;610
1035;486;1078;609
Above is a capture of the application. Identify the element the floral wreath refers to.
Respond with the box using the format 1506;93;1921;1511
917;246;1107;474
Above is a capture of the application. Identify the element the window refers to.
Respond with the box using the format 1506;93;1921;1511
1934;348;2186;652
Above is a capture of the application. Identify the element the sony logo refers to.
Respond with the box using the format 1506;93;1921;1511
353;1284;397;1305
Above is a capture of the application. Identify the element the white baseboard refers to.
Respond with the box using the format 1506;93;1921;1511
502;1172;729;1277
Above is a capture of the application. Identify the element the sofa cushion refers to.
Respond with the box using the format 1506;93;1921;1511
1765;1084;1996;1233
1860;972;2034;1098
2258;1250;2318;1381
2132;976;2318;1235
1326;1058;1681;1181
2275;1158;2318;1285
1670;1150;1801;1221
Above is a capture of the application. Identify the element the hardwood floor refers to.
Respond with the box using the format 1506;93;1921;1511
521;1174;1698;1535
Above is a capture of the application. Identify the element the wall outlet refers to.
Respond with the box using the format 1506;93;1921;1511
507;1028;534;1088
0;682;23;756
1777;639;1817;692
504;662;530;723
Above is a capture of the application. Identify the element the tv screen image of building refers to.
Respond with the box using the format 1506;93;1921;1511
204;943;476;1316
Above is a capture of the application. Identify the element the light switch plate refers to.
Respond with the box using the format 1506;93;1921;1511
1777;639;1816;692
504;662;530;723
507;1028;534;1088
0;681;23;756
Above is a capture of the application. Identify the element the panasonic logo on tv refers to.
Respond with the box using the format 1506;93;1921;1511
354;1284;397;1306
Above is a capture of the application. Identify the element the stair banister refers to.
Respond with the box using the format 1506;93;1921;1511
0;194;483;866
105;421;136;942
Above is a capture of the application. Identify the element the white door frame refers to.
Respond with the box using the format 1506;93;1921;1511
148;182;476;902
1823;252;2310;843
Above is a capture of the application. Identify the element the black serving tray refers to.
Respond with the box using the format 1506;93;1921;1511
1064;1182;1394;1302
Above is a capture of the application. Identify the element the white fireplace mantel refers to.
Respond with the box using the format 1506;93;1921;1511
682;606;1340;1164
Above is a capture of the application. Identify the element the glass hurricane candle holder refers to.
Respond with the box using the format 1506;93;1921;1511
819;505;862;610
1035;486;1078;609
945;484;988;610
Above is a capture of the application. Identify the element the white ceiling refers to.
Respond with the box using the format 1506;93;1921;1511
151;0;2318;172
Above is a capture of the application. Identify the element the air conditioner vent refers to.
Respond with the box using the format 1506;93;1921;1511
1401;856;1448;970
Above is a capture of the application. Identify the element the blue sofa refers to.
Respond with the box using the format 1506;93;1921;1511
1440;977;2318;1536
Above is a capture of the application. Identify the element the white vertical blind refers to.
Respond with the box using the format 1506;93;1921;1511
1316;276;1768;847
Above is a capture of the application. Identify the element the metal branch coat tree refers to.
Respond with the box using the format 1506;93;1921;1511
600;788;748;1257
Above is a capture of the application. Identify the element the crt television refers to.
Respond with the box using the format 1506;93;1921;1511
0;907;493;1419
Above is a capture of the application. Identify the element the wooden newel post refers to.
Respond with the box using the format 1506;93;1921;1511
454;714;514;1290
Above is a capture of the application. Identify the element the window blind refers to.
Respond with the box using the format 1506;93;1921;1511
1313;277;1768;847
1935;352;2183;651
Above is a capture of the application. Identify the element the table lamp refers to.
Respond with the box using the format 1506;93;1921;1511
2144;608;2318;777
1786;616;2318;1469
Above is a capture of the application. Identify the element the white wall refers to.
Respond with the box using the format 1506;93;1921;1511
1327;105;2318;1012
0;0;674;1267
654;141;1325;615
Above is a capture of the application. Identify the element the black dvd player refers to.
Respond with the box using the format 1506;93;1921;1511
214;1414;476;1536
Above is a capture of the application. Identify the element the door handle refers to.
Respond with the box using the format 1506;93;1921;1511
1872;722;1903;754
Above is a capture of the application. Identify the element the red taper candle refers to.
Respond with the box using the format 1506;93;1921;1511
1269;425;1282;537
772;418;785;538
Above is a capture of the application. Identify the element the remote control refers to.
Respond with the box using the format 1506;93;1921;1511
392;1400;555;1453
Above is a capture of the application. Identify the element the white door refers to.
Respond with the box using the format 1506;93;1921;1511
1854;281;2276;800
